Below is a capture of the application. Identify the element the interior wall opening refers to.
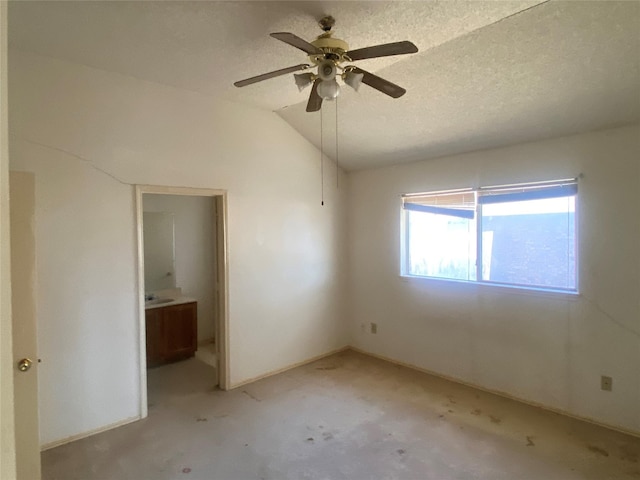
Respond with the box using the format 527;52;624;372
136;186;229;418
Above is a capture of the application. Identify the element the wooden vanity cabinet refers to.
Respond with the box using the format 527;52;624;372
145;302;197;367
145;307;164;366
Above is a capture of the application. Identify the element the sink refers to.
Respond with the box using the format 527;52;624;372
145;298;174;306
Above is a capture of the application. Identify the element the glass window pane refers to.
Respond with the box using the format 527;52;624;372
480;196;576;290
407;210;477;281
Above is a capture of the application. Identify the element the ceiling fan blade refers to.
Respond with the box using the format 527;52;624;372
234;64;310;87
306;79;323;112
346;41;418;61
351;68;406;98
270;32;323;55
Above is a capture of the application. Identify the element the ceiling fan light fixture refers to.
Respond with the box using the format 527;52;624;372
343;71;364;91
294;72;314;91
317;79;340;100
317;59;337;82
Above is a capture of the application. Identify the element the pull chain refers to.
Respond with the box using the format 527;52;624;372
320;104;324;206
335;96;339;188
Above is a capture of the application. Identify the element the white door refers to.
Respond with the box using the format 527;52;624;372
10;171;41;479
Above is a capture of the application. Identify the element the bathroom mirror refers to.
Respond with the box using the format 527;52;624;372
143;212;176;292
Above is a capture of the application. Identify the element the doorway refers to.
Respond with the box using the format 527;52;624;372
135;186;229;418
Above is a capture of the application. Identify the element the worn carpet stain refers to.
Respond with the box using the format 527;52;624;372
587;445;609;457
489;415;502;424
242;390;261;402
526;436;535;447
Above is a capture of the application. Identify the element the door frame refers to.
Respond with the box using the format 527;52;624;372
135;185;230;418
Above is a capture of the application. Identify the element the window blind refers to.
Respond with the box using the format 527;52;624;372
478;182;577;205
402;190;475;219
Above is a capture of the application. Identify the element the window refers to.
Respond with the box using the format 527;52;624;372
402;179;577;292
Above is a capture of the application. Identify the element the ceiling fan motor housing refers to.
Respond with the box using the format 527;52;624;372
310;34;349;63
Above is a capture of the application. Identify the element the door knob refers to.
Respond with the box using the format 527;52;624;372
17;358;33;372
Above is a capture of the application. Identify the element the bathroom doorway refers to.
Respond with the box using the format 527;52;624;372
135;186;229;418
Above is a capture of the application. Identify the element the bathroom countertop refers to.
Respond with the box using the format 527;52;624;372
144;296;197;310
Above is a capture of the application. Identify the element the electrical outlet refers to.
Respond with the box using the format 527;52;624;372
370;322;377;334
601;375;612;392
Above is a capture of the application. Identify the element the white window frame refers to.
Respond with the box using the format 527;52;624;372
401;178;579;294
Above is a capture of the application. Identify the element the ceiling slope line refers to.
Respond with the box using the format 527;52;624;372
485;0;552;28
280;1;551;113
395;0;551;64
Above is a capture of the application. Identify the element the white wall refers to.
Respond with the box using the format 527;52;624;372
10;142;138;447
143;194;217;342
9;50;349;446
11;46;636;453
348;124;640;434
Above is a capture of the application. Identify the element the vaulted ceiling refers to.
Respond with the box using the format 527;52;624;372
8;1;640;170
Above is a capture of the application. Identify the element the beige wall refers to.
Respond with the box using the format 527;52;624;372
348;124;640;434
143;194;217;342
9;50;349;446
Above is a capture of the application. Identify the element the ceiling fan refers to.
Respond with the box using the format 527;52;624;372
234;16;419;112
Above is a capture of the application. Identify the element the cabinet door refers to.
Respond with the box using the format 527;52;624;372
163;302;197;361
145;308;164;367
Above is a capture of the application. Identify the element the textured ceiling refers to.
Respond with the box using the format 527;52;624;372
8;1;640;171
279;1;640;169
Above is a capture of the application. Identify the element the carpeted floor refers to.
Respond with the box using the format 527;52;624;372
42;350;640;479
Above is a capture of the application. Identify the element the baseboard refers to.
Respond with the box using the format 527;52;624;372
229;345;351;390
197;337;215;346
349;346;640;439
40;415;141;451
41;346;636;452
40;347;350;450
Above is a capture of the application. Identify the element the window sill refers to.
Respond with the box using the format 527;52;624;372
399;274;581;300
